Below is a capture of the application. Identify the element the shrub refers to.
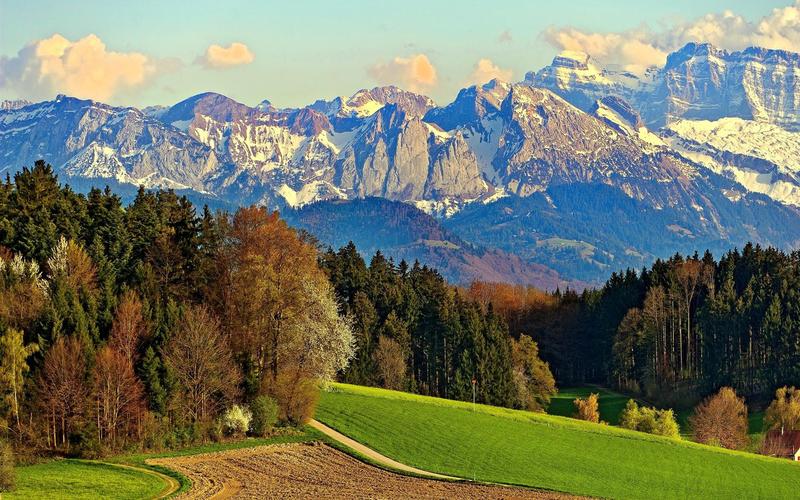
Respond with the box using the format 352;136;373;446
250;395;279;437
764;386;800;434
690;387;748;450
208;418;224;442
653;409;680;438
573;393;600;423
373;335;407;391
223;405;252;437
0;441;14;492
620;399;680;438
272;373;319;425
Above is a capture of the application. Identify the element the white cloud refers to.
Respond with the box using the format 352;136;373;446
0;33;156;102
542;1;800;74
467;58;513;85
368;54;437;92
197;42;255;69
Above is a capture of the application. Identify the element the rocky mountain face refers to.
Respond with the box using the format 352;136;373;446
3;41;800;284
0;95;217;189
524;51;646;112
644;44;800;129
0;100;32;111
532;43;800;130
663;117;800;207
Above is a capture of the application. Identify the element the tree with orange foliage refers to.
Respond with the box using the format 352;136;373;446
0;254;48;331
690;387;749;450
574;393;600;423
222;207;353;422
37;336;89;450
108;290;147;365
47;237;96;293
92;346;145;448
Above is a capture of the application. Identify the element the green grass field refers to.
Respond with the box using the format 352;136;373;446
9;460;165;500
548;386;630;424
316;383;800;499
11;429;321;499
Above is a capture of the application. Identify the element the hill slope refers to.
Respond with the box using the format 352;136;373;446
283;197;572;289
316;383;800;499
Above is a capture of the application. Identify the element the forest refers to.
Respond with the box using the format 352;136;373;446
2;160;800;463
468;247;800;409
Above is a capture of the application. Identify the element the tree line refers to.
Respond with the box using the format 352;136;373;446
468;247;800;410
321;243;555;411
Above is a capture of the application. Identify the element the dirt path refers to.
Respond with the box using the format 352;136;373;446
149;442;571;499
308;419;458;480
97;461;180;499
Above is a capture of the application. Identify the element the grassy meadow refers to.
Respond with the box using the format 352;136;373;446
10;429;322;499
547;386;630;424
8;460;165;500
316;383;800;499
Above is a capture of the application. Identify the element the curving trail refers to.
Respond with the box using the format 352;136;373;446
97;461;180;499
308;418;458;480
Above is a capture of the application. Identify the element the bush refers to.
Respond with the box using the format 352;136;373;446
573;393;600;423
69;425;101;459
250;395;279;437
223;405;252;437
209;418;225;442
619;399;680;438
271;373;319;425
0;441;14;492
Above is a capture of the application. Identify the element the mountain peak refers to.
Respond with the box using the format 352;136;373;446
552;50;592;69
665;42;727;68
162;92;256;125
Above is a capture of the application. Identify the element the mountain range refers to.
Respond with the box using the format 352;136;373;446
3;41;800;286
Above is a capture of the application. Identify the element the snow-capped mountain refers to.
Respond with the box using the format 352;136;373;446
644;43;800;129
524;51;649;112
4;41;800;283
664;117;800;206
531;43;800;131
0;95;217;190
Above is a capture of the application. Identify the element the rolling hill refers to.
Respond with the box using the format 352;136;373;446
316;383;800;499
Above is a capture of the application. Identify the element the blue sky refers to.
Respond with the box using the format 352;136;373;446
0;0;796;107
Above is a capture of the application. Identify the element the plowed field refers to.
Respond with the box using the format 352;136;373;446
150;442;570;499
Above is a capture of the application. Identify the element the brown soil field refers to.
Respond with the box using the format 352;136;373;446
149;442;575;499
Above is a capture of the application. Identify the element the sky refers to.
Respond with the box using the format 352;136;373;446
0;0;798;108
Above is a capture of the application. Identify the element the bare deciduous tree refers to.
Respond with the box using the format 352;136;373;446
373;335;406;391
37;336;88;449
109;290;147;366
93;346;145;448
163;305;240;423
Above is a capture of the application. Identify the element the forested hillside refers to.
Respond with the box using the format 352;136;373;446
0;161;555;461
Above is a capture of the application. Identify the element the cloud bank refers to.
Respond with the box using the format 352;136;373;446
368;54;438;92
0;33;155;102
542;1;800;74
197;42;255;69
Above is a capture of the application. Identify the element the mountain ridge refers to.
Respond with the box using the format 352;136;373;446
3;41;800;284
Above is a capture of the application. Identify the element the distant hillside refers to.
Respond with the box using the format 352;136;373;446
283;197;575;290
